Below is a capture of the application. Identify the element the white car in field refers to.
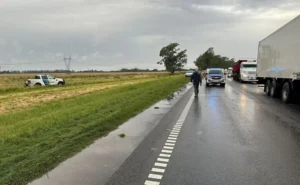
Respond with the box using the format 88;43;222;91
185;70;194;77
25;74;65;86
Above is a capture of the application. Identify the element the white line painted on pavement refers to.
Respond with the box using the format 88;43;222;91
155;162;167;167
162;149;173;153
144;94;194;185
145;180;160;185
163;146;174;150
148;174;163;180
159;153;171;157
164;143;175;146
152;168;165;173
167;137;177;140
166;140;176;143
157;158;169;162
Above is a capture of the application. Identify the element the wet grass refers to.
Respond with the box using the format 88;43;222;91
0;72;169;93
0;77;159;114
0;75;188;185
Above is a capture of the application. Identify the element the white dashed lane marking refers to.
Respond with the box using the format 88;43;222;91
163;146;174;150
157;158;169;162
161;149;173;153
159;153;171;158
152;168;165;173
154;163;167;167
148;174;163;180
166;140;176;143
144;95;194;185
145;180;160;185
164;143;175;146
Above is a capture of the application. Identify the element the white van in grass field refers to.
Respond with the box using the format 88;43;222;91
25;74;65;86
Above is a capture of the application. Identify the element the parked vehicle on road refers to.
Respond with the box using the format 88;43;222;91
240;62;257;82
224;69;228;75
227;67;233;77
232;59;257;82
185;70;194;77
25;74;65;86
257;15;300;103
205;68;226;87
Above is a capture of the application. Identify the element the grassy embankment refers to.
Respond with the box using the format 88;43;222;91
0;75;188;185
0;72;168;93
0;74;168;114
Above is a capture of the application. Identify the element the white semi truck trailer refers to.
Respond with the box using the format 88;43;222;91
257;15;300;103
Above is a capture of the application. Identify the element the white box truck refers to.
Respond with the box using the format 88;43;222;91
257;15;300;103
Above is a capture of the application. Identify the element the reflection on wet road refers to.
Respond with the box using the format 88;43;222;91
107;79;300;185
160;79;300;185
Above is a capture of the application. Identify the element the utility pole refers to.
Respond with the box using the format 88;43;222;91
63;56;72;74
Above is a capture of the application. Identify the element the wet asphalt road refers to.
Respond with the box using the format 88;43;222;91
106;79;300;185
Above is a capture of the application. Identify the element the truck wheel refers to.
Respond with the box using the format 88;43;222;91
221;84;225;88
265;80;271;96
257;79;264;84
206;83;209;87
282;82;292;103
58;82;64;86
270;80;277;97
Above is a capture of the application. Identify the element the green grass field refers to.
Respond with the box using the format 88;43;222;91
0;72;168;93
0;74;188;185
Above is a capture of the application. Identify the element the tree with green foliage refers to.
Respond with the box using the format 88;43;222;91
194;47;235;70
157;43;187;75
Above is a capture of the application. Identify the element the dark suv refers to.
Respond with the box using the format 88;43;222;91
205;68;226;87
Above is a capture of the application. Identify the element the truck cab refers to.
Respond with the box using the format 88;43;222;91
240;62;258;82
233;60;257;82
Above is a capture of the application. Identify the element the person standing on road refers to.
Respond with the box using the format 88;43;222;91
190;68;202;96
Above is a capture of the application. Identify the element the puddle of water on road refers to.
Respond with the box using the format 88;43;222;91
29;83;193;185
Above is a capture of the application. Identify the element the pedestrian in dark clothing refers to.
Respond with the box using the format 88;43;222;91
190;68;202;96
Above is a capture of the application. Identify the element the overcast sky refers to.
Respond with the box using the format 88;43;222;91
0;0;299;71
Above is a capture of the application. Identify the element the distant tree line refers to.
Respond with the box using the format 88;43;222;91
157;43;235;74
194;47;235;70
119;68;160;72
